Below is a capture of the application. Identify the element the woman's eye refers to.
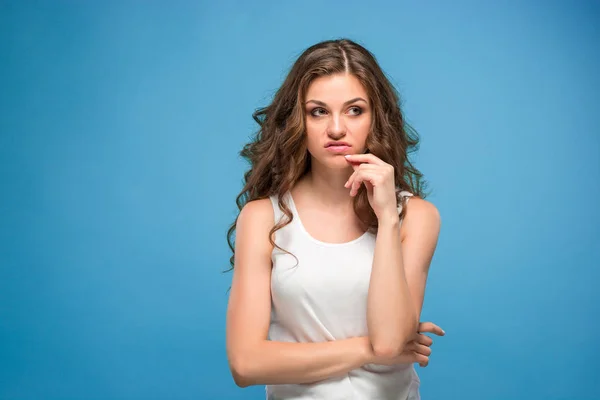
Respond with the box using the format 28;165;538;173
348;106;363;115
310;108;327;117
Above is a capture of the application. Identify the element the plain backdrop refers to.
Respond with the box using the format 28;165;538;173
1;1;599;399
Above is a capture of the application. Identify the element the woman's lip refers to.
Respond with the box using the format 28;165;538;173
326;145;351;153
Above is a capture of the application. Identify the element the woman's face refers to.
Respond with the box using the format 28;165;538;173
303;73;371;169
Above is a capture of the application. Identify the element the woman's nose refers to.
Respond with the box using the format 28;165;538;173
327;114;346;135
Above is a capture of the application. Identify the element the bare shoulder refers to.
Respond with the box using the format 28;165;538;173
238;197;275;230
236;197;276;258
401;197;441;240
405;197;441;223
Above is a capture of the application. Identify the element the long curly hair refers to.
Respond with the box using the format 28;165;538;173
225;38;429;272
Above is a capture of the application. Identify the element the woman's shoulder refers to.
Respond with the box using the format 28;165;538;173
238;197;277;231
401;196;441;236
240;196;275;216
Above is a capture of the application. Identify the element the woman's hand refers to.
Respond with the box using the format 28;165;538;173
367;322;445;367
343;153;398;222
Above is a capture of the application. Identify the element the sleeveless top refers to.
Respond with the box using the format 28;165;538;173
266;189;420;400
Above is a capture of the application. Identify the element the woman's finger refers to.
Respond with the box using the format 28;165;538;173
418;322;445;336
412;343;432;357
344;164;379;188
344;153;387;166
350;170;385;196
415;353;429;367
344;171;356;188
404;341;417;352
415;333;434;347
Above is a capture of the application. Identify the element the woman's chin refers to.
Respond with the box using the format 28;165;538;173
314;156;353;170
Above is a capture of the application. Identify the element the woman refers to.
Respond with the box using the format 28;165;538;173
225;38;444;399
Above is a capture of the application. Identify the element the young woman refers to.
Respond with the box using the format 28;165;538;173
225;38;444;399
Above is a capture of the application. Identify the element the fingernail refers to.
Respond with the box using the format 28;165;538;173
344;155;351;158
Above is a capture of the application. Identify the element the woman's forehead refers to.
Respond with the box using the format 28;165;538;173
305;74;368;104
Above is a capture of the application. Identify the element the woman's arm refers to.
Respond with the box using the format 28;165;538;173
343;153;441;357
226;199;372;387
367;197;441;357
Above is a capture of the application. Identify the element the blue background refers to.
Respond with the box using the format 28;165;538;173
1;1;598;399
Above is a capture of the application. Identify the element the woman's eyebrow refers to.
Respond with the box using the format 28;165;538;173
304;97;368;107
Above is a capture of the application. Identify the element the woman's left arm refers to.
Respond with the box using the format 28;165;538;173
344;154;441;358
368;198;441;357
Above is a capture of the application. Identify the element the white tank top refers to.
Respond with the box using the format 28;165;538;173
266;189;420;400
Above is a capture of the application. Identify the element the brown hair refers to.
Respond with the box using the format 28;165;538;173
225;38;429;272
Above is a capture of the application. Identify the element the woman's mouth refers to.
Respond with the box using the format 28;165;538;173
325;145;351;153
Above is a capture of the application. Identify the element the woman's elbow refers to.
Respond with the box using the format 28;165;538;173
371;342;405;359
228;354;254;388
371;323;418;358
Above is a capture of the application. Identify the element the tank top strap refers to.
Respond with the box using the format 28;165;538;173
268;193;287;225
397;190;414;214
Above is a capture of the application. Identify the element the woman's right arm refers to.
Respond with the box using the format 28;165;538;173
225;198;372;388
